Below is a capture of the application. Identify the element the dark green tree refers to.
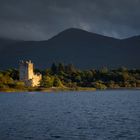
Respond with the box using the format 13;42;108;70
51;62;58;74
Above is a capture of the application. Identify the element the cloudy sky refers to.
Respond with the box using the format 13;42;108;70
0;0;140;40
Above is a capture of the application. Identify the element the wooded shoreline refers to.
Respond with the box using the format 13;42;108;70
0;63;140;92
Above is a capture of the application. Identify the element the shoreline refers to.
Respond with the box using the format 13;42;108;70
0;87;96;92
0;87;140;93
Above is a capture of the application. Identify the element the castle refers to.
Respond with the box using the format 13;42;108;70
19;60;42;87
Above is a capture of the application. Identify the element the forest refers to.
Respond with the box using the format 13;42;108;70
0;63;140;91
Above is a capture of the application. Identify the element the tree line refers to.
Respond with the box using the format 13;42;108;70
0;63;140;90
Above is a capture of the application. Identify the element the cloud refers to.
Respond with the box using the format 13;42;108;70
0;0;140;40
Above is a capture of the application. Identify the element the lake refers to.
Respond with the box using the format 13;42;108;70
0;90;140;140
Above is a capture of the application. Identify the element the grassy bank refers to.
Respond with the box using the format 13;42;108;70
0;87;97;92
1;87;140;93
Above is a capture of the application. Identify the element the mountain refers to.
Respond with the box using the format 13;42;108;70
0;28;140;69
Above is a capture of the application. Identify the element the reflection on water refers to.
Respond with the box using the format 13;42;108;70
0;90;140;140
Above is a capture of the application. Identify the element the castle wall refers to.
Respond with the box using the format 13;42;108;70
27;63;34;79
32;74;42;87
19;62;28;81
19;60;42;87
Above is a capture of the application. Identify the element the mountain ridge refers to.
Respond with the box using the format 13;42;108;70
1;27;140;42
0;28;140;69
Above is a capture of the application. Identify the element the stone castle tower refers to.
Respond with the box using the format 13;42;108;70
19;60;42;87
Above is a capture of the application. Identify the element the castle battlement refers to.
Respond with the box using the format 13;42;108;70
19;60;42;87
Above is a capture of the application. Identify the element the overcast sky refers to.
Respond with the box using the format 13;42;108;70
0;0;140;40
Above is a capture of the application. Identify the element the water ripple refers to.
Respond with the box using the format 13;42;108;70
0;90;140;140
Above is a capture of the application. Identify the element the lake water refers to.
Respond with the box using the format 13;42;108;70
0;90;140;140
